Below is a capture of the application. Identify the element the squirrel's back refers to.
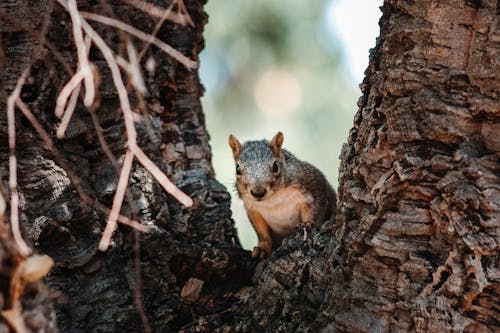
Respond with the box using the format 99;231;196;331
282;150;336;222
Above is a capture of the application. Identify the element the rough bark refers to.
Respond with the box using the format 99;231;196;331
330;1;499;331
1;1;499;333
1;1;255;332
191;1;499;332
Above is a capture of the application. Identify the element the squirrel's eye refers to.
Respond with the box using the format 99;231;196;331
272;161;279;174
236;163;242;175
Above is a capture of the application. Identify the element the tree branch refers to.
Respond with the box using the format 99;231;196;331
7;68;33;257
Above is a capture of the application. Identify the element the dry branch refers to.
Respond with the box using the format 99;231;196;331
76;9;194;207
122;0;194;27
54;67;86;118
56;35;91;137
14;99;149;233
67;0;95;107
99;149;135;252
79;11;198;69
34;0;197;254
7;68;33;257
136;0;175;61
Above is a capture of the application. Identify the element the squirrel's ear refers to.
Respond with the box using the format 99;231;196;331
270;131;284;156
228;134;242;159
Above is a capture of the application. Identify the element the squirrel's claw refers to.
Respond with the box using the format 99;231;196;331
252;246;269;259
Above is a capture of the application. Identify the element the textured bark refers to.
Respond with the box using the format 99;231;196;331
1;1;499;333
191;1;499;332
330;2;499;331
1;1;255;332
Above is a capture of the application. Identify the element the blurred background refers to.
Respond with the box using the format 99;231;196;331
199;0;383;249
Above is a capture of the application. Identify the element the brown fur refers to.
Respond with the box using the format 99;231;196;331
229;132;337;259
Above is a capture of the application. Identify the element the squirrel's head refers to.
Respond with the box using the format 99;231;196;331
228;132;285;201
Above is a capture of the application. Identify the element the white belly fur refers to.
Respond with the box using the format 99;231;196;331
244;187;312;237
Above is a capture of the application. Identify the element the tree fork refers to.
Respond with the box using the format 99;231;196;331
201;1;499;332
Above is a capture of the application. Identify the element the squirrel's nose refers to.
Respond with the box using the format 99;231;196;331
251;188;267;199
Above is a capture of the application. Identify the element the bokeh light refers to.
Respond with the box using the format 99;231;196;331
254;68;302;118
200;0;382;249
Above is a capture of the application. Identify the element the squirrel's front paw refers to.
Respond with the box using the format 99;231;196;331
252;241;271;259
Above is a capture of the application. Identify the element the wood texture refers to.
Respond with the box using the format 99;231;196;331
191;1;499;332
333;1;499;330
1;1;256;332
1;1;498;332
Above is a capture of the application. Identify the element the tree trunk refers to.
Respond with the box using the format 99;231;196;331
1;1;255;332
1;1;498;333
328;1;499;331
192;1;499;332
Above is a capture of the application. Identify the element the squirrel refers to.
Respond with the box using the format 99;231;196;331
228;131;336;259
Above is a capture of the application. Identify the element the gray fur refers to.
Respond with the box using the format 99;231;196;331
234;138;336;224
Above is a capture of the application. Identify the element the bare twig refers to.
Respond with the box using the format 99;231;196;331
99;149;134;251
7;68;33;257
122;0;192;26
116;41;147;94
5;0;56;257
88;107;121;171
175;0;195;27
133;230;152;333
137;1;175;61
56;35;91;138
80;11;198;69
67;0;95;106
52;0;193;252
14;99;149;233
77;14;194;208
46;40;120;169
132;146;193;207
55;67;86;118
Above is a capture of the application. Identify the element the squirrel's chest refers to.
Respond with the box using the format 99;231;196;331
244;187;312;236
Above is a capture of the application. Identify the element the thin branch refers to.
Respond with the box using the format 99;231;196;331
80;11;198;69
7;68;33;257
77;15;137;136
132;146;193;207
133;230;152;333
4;0;57;256
52;0;193;251
99;149;134;252
122;0;191;26
137;1;175;61
78;14;194;208
56;82;81;138
67;0;95;106
88;107;121;171
44;40;74;76
14;99;149;233
175;0;195;27
55;68;86;118
56;35;91;138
